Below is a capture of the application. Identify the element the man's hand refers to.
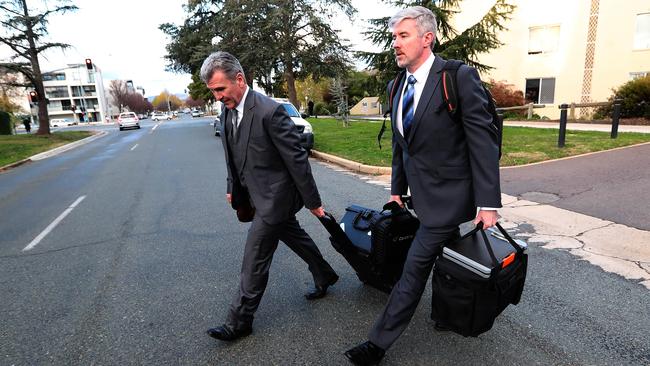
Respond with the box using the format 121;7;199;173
310;206;325;218
226;193;232;204
473;209;499;229
389;195;404;207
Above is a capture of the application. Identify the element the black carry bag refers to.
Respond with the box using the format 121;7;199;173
431;222;528;337
318;201;420;293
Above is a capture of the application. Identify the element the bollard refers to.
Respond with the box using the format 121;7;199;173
558;104;568;148
527;103;533;119
611;99;622;139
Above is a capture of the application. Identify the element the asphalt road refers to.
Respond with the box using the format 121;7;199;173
500;142;650;231
1;117;648;365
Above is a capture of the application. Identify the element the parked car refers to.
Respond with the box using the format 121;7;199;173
50;118;75;127
273;98;314;151
191;110;204;118
151;112;171;121
213;115;222;136
137;113;147;120
117;112;140;131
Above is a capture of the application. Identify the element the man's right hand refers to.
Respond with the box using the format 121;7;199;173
226;193;232;204
389;195;404;207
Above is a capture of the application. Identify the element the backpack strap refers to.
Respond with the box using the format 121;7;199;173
378;71;405;149
441;59;464;122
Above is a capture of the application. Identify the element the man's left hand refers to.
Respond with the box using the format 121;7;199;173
473;210;499;229
310;206;325;218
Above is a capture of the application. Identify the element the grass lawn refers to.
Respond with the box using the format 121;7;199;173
309;118;650;167
0;131;92;167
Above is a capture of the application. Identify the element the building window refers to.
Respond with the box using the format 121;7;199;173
42;73;66;81
630;71;649;80
44;86;69;98
528;25;560;54
634;13;650;49
371;102;378;108
525;78;555;104
362;102;368;107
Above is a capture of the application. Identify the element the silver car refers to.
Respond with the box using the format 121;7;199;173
117;112;140;131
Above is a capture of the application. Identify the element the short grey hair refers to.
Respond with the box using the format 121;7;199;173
199;51;245;83
388;6;438;37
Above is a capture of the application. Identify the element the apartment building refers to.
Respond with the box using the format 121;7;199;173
476;0;650;119
41;61;109;123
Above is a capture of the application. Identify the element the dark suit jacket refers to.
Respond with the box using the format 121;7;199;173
221;89;321;225
390;55;501;228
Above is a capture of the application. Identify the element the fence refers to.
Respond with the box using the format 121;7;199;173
557;99;622;147
496;103;545;119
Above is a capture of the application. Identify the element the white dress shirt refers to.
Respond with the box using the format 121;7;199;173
396;52;435;136
232;85;249;128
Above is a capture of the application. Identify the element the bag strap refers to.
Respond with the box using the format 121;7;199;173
378;71;405;149
440;60;464;121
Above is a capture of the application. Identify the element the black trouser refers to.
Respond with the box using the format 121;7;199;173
226;215;337;331
368;225;459;350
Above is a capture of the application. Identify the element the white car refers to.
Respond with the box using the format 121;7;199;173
151;112;171;121
272;98;314;151
117;112;140;131
191;110;204;118
50;118;75;127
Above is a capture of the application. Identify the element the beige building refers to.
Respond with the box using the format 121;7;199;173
350;96;382;116
475;0;650;119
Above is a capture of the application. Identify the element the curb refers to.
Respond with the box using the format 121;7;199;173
29;130;107;161
311;150;391;175
0;131;107;172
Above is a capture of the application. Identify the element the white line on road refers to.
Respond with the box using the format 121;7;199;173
23;195;87;252
130;143;138;151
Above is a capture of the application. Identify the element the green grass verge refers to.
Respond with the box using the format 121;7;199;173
0;131;93;167
310;118;650;167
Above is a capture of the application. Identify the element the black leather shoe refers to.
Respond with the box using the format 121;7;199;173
206;325;252;341
344;341;385;365
434;321;451;332
305;274;339;300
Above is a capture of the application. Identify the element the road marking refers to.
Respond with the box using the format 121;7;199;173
23;195;87;252
130;143;138;151
149;123;160;135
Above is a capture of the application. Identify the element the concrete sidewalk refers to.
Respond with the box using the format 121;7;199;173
311;151;650;290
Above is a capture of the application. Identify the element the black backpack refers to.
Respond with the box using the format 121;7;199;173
379;60;503;159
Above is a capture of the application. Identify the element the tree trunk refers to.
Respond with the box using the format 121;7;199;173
284;63;298;108
21;0;50;135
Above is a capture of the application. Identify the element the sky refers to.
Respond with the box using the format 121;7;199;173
7;0;493;98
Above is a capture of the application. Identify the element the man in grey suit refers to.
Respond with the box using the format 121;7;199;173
200;51;339;342
344;6;501;365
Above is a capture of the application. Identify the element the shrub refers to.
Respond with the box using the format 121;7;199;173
313;102;330;116
487;79;526;118
596;75;650;119
0;111;12;135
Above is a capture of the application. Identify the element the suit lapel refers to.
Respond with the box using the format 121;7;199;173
391;75;408;151
236;89;256;175
407;56;445;143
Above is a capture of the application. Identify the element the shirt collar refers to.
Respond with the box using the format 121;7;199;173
406;52;435;85
234;85;249;115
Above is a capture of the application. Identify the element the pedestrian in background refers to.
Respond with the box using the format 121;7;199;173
344;6;502;365
201;51;339;343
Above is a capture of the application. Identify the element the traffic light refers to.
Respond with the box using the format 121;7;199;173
29;90;37;101
85;58;93;70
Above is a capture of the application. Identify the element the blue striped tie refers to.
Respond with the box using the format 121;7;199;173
402;75;417;136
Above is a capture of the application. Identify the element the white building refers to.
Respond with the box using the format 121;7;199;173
473;0;650;119
41;62;109;123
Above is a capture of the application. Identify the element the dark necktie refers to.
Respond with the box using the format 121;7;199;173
231;109;238;136
401;75;417;136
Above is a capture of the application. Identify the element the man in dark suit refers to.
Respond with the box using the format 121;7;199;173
200;51;339;342
344;6;501;365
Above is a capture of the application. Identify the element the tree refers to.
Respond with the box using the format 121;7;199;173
152;91;182;112
161;0;356;107
360;0;514;98
108;80;129;112
0;71;26;113
184;96;205;109
0;0;78;134
330;77;350;126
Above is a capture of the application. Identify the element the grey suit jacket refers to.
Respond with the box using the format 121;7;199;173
390;56;502;228
221;89;321;225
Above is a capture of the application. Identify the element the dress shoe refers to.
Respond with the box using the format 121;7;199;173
206;324;252;341
305;274;339;300
344;341;385;365
434;321;452;332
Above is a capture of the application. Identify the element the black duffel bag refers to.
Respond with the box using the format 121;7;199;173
431;222;527;337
